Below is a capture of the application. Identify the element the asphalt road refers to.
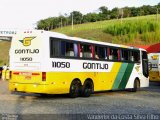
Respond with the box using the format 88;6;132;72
0;80;160;120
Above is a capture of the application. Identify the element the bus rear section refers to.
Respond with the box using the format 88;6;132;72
9;30;46;93
148;53;160;82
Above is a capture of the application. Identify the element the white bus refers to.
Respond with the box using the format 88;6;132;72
9;30;149;97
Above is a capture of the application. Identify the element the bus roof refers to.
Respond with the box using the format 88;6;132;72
19;30;144;51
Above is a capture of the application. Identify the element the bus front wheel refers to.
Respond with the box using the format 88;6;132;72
69;80;81;98
131;79;140;92
81;80;93;97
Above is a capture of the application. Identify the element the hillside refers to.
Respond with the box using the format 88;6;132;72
0;15;160;65
0;41;11;66
52;15;160;45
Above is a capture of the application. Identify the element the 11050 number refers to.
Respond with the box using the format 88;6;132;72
52;61;70;68
20;57;32;61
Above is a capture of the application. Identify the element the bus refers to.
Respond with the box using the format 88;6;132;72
148;53;160;82
9;30;149;97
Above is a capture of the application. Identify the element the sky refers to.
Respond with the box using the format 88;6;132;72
0;0;159;29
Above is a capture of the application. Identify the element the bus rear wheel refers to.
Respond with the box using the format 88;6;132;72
131;79;140;92
81;80;93;97
69;80;81;98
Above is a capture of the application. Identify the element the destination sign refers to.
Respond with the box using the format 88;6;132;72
0;30;17;35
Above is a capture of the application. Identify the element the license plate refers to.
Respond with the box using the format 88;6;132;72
20;72;32;76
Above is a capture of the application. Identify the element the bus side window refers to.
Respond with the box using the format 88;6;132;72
95;46;107;60
105;47;108;59
61;41;66;56
121;49;130;61
134;51;140;62
109;48;118;61
80;44;93;58
95;46;99;59
79;44;83;57
108;48;113;60
65;42;74;57
130;51;134;62
73;43;78;57
50;38;61;57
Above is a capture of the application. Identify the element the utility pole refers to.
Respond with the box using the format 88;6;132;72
72;12;74;30
61;18;62;29
121;8;123;24
156;8;159;22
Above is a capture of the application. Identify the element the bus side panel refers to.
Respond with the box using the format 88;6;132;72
125;63;149;89
10;62;122;94
9;63;149;94
46;62;122;93
46;72;96;94
95;62;122;91
46;62;121;94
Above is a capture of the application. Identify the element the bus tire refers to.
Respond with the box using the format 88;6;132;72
40;93;49;97
131;79;140;92
81;80;93;97
69;80;81;98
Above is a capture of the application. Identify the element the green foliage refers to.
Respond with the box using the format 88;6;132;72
37;3;159;30
83;13;101;22
103;18;160;43
104;20;160;36
53;15;160;45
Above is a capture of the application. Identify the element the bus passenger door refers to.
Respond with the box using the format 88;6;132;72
142;51;149;78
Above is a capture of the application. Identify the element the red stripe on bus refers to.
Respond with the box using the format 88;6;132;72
13;72;19;75
32;73;40;75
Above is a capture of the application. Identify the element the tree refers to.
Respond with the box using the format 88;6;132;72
123;7;131;17
110;7;119;19
69;11;83;24
139;5;154;15
99;6;110;20
83;13;100;22
37;20;45;30
130;7;139;17
37;19;50;30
